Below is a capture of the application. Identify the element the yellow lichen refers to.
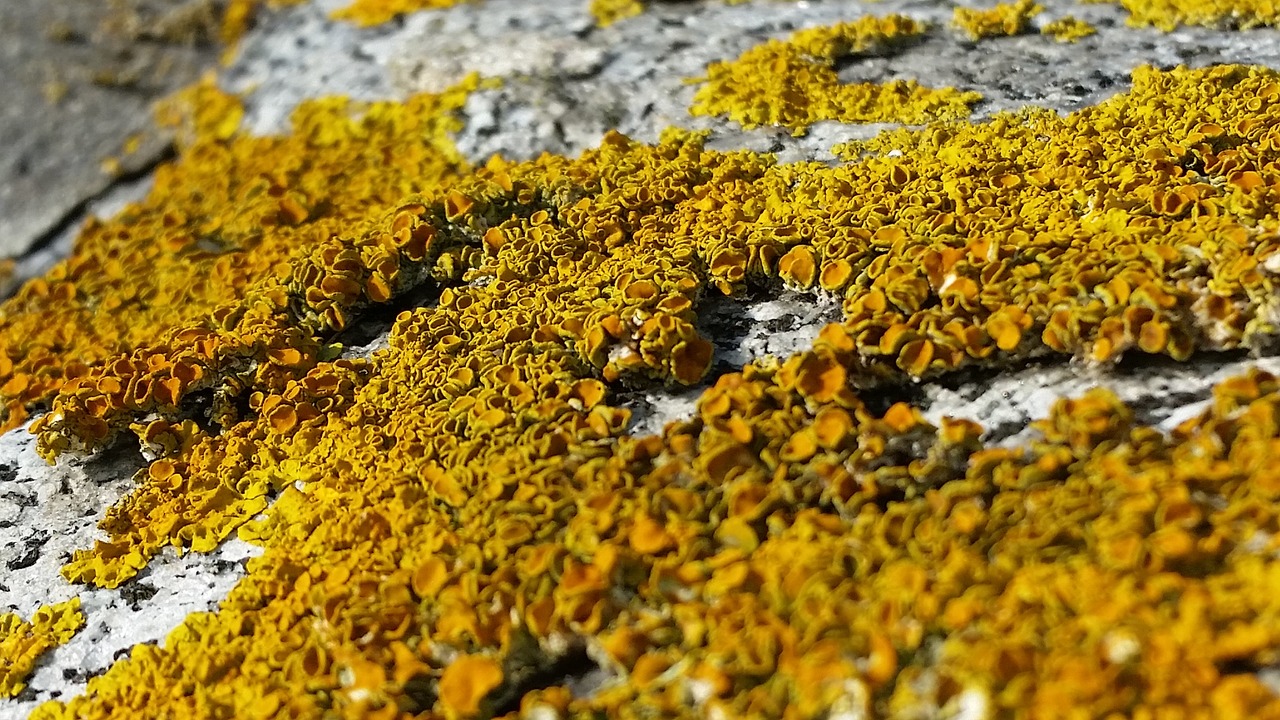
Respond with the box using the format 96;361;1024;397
590;0;646;26
1103;0;1280;29
329;0;470;27
11;57;1280;720
952;0;1044;40
1040;14;1097;42
0;74;478;437
689;15;983;135
0;599;85;699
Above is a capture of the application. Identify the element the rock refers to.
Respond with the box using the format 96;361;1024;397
0;0;224;261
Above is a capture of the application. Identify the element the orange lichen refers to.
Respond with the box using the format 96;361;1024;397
689;15;983;134
437;655;503;718
12;60;1280;720
0;599;85;698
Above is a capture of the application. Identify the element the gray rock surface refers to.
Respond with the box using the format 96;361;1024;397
0;0;224;261
5;0;1280;716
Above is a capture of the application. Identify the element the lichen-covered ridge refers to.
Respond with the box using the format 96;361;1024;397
689;14;983;134
0;60;1275;718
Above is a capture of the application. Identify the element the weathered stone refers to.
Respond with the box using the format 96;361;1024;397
0;0;222;260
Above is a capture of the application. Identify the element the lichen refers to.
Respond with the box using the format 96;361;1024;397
951;0;1044;40
329;0;470;27
0;599;85;699
590;0;647;26
1102;0;1280;30
10;62;1280;719
1040;14;1098;42
689;15;983;135
0;74;479;437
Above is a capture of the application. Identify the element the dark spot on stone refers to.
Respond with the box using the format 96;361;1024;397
6;529;49;570
119;580;158;610
2;489;34;508
489;633;604;717
763;314;797;333
401;672;437;712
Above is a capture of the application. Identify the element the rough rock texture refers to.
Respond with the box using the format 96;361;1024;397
5;0;1280;716
224;0;1280;162
0;420;260;718
0;0;224;260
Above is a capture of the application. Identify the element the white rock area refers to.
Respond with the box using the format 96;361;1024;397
5;0;1280;716
0;419;260;719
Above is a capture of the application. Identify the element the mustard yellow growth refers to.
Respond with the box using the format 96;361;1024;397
330;0;470;27
590;0;646;26
0;75;477;441
1040;14;1097;41
0;599;85;698
14;63;1280;719
689;15;983;135
951;0;1044;40
1106;0;1280;29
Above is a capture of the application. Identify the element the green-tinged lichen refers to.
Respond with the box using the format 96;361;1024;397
0;599;85;699
689;15;983;134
